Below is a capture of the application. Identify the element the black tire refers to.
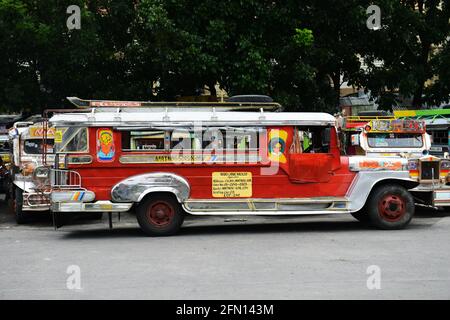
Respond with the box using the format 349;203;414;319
13;188;29;224
350;209;370;223
136;194;184;236
367;184;414;230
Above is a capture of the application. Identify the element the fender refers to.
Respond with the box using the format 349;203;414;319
111;172;190;203
347;171;419;212
13;180;37;193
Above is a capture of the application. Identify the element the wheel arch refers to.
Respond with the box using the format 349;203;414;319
370;178;419;192
347;172;419;212
138;188;183;203
111;172;190;204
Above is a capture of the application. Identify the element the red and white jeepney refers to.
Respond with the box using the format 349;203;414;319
34;98;428;236
339;117;450;208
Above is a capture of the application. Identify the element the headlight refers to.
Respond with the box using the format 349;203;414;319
441;160;450;170
33;166;51;184
408;159;418;170
441;160;450;182
407;159;419;179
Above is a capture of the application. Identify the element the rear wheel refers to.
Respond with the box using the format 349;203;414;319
367;184;414;229
136;194;184;236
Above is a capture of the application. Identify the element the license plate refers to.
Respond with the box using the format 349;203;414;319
430;146;443;152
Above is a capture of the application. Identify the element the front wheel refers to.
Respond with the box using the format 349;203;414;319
136;194;185;236
367;184;414;230
351;210;370;223
12;188;29;224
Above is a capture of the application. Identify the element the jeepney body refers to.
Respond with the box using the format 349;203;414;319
45;107;420;218
10;123;55;211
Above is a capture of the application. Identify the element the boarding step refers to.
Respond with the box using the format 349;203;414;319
184;197;349;214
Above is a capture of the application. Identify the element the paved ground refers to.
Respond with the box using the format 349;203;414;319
0;201;449;300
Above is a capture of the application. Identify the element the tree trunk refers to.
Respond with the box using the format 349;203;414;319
332;73;341;109
208;82;217;97
412;39;431;109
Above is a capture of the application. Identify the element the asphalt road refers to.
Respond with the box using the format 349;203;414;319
0;202;449;300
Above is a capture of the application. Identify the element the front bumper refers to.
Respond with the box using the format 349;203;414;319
410;184;450;207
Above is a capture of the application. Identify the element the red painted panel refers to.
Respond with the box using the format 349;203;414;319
68;127;357;201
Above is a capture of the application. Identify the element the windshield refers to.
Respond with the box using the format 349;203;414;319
23;139;54;155
0;138;10;152
55;127;88;153
367;133;423;148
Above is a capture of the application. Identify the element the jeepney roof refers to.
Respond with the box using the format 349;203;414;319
49;110;336;127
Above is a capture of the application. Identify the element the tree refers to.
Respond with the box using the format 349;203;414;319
358;0;450;108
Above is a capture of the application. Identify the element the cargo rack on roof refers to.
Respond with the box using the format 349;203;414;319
341;115;396;131
67;97;282;111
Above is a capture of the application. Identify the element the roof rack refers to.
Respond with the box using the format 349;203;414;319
67;97;282;111
394;108;450;120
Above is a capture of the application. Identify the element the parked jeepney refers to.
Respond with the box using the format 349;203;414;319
8;121;55;223
338;116;450;209
394;108;450;157
22;97;438;236
341;117;431;157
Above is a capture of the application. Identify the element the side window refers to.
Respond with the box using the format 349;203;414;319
224;129;259;151
122;130;166;151
56;127;88;153
291;126;330;154
170;130;203;150
121;127;261;153
170;128;259;152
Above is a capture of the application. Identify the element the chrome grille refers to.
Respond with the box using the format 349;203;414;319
420;161;440;181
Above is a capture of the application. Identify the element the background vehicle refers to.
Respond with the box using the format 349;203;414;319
394;108;450;157
9;122;55;223
339;116;450;209
338;114;432;156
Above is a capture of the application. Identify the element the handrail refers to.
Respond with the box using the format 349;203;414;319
344;115;395;122
51;169;82;189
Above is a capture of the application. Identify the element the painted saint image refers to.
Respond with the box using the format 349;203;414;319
268;129;287;163
97;129;115;162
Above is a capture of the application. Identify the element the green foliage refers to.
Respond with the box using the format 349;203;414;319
0;0;449;114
